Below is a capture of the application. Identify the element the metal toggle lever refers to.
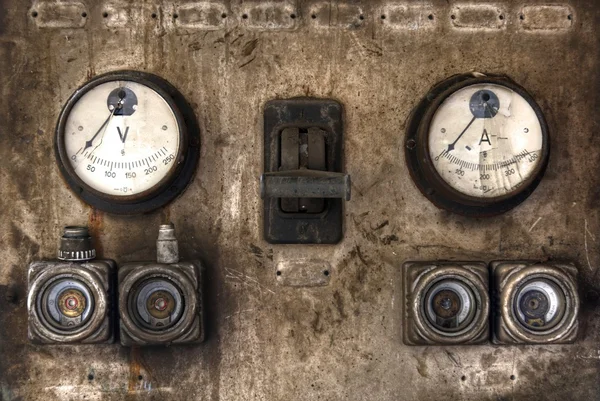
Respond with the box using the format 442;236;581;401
260;170;351;201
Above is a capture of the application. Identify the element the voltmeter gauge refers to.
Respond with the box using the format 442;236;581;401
55;71;199;214
405;74;549;216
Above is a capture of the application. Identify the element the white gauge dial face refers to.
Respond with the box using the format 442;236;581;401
63;81;180;196
428;83;544;198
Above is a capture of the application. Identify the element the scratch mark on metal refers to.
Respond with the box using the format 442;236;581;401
584;219;594;271
510;348;516;397
528;216;542;232
577;350;600;360
585;220;596;241
225;268;275;294
239;55;256;68
225;309;256;319
445;350;462;368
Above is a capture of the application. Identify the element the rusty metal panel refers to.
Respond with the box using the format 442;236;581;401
0;0;599;400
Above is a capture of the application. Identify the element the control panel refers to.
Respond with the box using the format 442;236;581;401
1;1;598;400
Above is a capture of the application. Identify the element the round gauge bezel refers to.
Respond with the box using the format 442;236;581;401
405;74;550;216
55;70;200;214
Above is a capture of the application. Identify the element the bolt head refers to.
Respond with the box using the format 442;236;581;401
154;297;168;311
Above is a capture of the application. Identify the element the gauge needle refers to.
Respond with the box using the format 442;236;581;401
83;101;121;152
447;116;477;152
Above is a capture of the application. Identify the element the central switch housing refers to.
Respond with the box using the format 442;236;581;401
263;98;345;244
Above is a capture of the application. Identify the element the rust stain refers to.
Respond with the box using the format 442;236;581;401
87;208;104;257
161;206;171;225
86;66;95;81
126;347;154;399
127;347;142;394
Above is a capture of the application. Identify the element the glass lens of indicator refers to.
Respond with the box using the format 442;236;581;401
428;83;543;198
424;279;476;333
63;81;180;197
130;278;184;331
515;279;565;331
40;278;94;330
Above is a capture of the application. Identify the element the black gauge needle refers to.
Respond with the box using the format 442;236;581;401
447;116;477;152
83;101;121;152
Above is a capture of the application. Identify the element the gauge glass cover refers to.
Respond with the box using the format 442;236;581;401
63;81;180;197
428;83;543;199
424;279;475;332
515;279;565;331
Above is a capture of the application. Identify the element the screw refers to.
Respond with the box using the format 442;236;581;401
154;297;168;311
65;297;78;310
5;288;17;303
441;297;452;310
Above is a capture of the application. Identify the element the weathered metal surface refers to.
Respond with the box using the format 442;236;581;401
0;0;599;400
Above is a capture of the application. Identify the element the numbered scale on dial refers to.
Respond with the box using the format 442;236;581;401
55;71;199;214
405;74;549;216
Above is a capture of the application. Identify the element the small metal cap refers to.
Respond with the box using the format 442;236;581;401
157;223;179;264
58;226;96;261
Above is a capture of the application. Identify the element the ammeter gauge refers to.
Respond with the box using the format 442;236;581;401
55;71;199;214
405;74;549;216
